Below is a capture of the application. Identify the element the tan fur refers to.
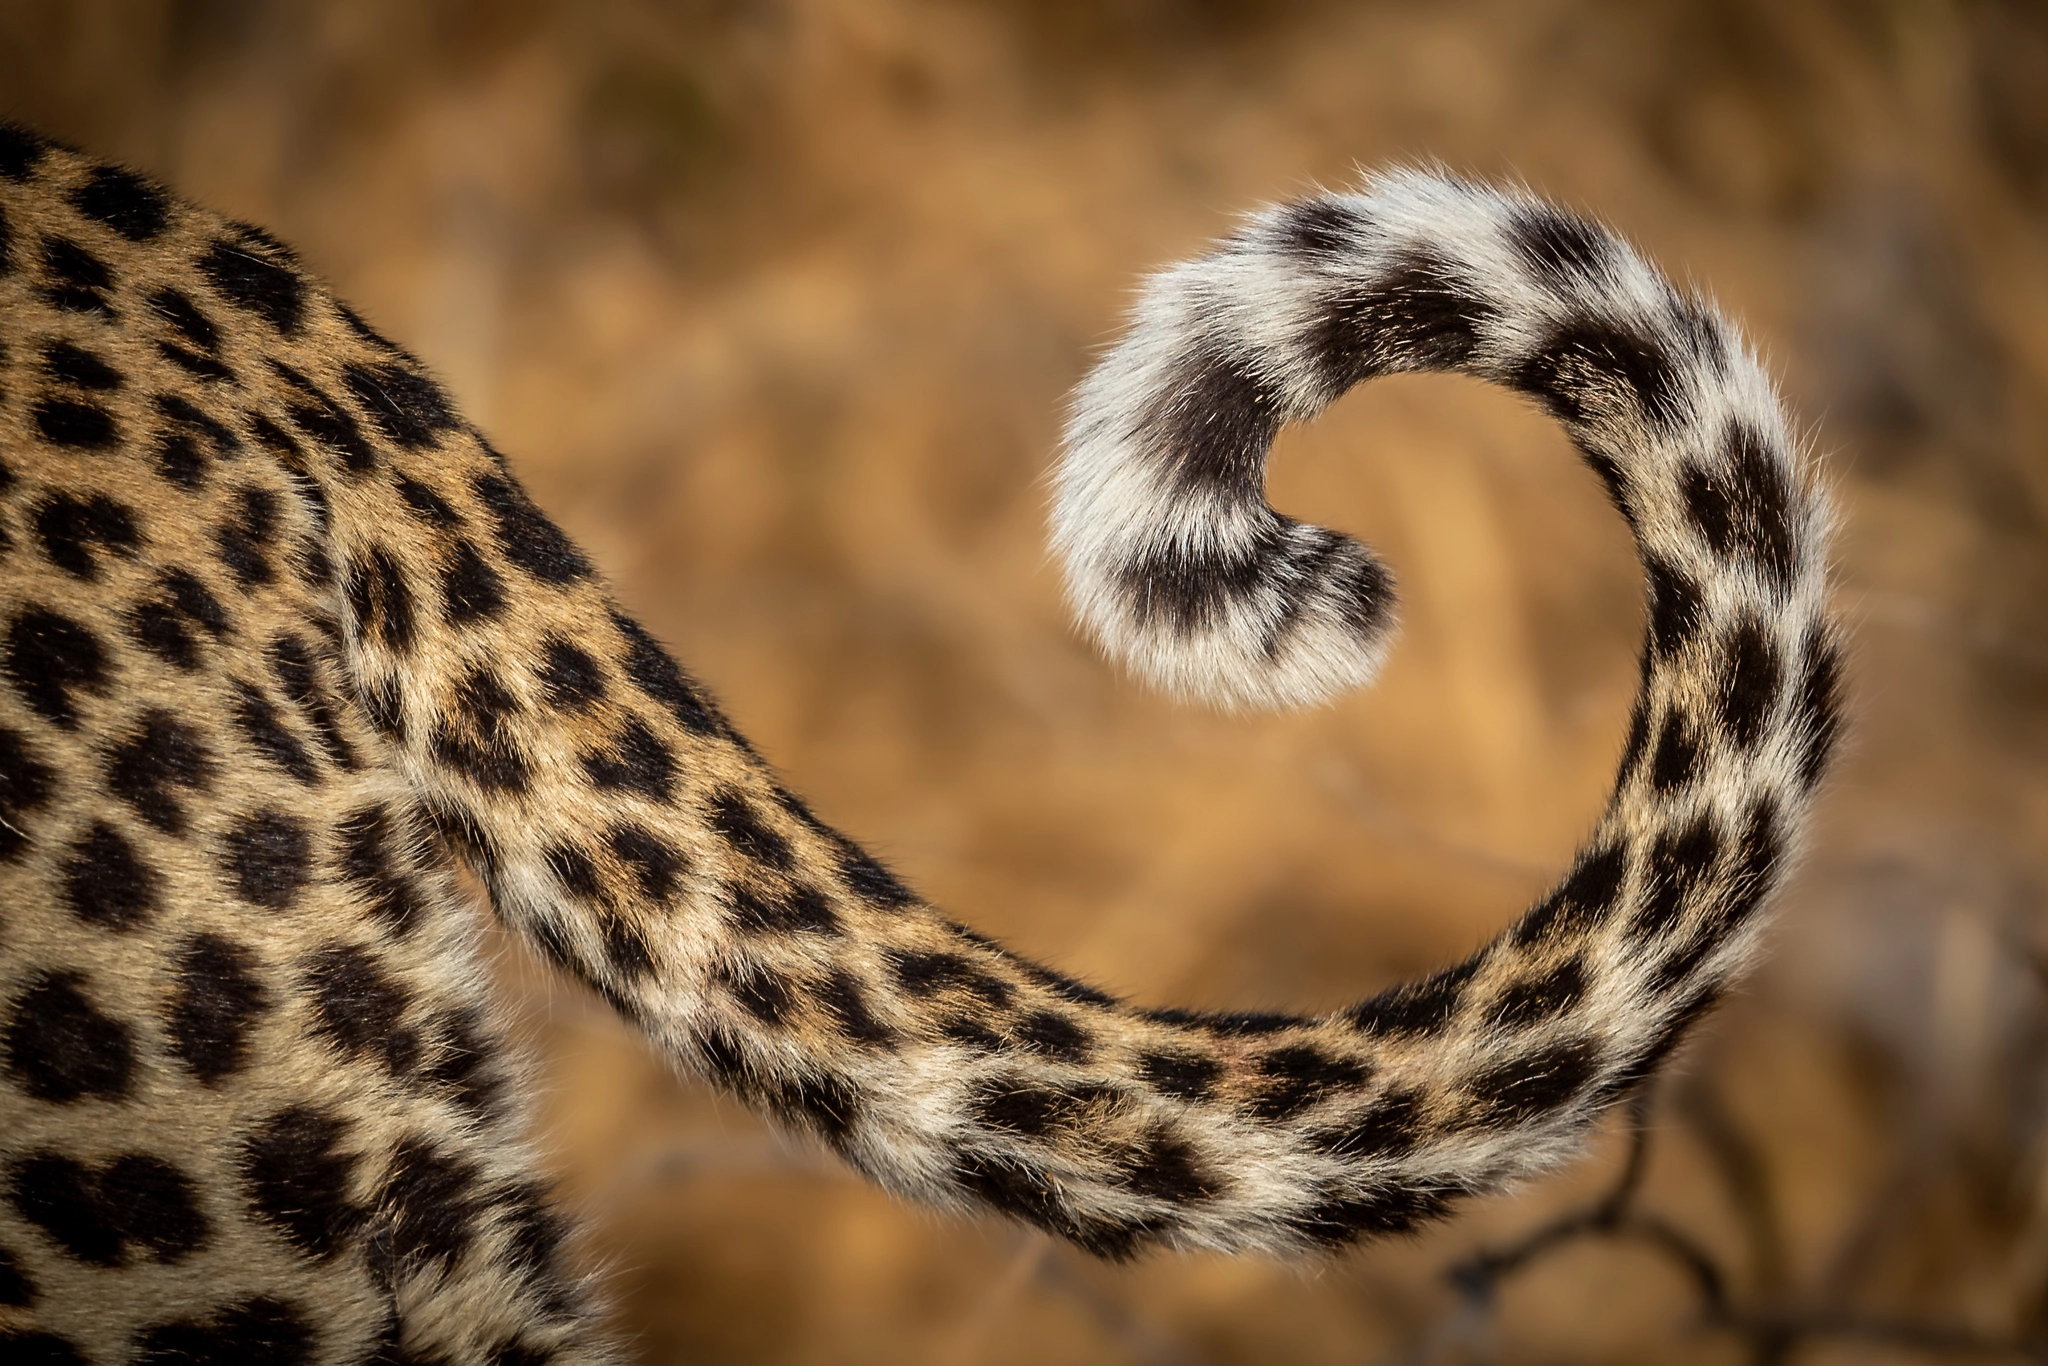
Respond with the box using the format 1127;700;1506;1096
0;130;1839;1363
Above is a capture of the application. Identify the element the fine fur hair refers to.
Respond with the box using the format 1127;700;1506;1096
0;126;1839;1364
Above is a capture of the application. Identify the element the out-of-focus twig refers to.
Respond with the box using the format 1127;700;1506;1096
1385;1082;2048;1365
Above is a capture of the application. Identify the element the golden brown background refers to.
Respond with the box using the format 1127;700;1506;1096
7;1;2048;1361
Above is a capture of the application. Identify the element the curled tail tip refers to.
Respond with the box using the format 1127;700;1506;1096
1054;505;1401;712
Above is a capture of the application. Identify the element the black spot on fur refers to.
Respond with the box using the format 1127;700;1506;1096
8;1154;124;1264
345;545;416;652
105;710;214;835
836;839;918;909
1632;815;1722;941
1643;556;1704;661
1123;1128;1220;1204
723;962;795;1024
201;234;304;334
381;1136;484;1268
1712;798;1781;937
953;1151;1147;1258
1649;709;1702;794
1491;957;1587;1028
1315;1088;1428;1158
544;841;603;901
971;1077;1111;1138
1144;341;1282;496
101;1154;210;1261
498;1180;575;1309
579;717;677;802
0;727;56;863
131;570;233;670
240;1108;362;1259
818;969;894;1045
41;237;116;315
3;607;109;727
232;681;319;784
32;397;117;450
41;339;122;390
152;395;240;487
395;474;460;526
0;123;49;181
775;1072;864;1147
335;300;403;352
1725;422;1797;592
888;949;1012;1006
1145;1007;1297;1035
455;661;516;732
168;934;268;1084
63;822;159;930
1275;196;1368;257
0;1244;33;1306
1513;315;1683;429
221;809;312;909
282;386;378;477
941;1015;1006;1052
304;943;409;1058
1647;922;1723;998
1467;1038;1600;1126
215;484;282;588
1250;1044;1369;1121
129;602;194;671
472;473;592;584
536;638;606;711
35;491;139;578
600;914;654;981
1288;1183;1456;1246
1137;1049;1220;1102
135;1296;315;1366
1015;1010;1093;1064
693;1026;751;1093
4;973;134;1103
364;676;403;738
72;164;170;240
102;718;214;848
432;720;532;794
1792;628;1844;790
246;413;303;463
1575;438;1635;526
1506;204;1613;289
727;882;841;936
1718;615;1782;751
439;540;507;623
1512;843;1628;945
1304;250;1496;394
148;287;222;353
334;804;425;937
711;789;792;868
0;1332;85;1365
268;635;356;769
608;822;687;901
1012;960;1117;1009
612;611;725;736
426;1008;505;1119
157;340;236;382
1117;516;1391;646
1348;959;1479;1037
343;362;457;448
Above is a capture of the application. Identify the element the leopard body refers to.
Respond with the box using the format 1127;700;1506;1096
0;125;1840;1363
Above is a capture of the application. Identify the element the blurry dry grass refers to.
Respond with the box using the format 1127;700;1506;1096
7;0;2048;1360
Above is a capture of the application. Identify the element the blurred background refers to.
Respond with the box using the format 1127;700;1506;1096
6;1;2048;1361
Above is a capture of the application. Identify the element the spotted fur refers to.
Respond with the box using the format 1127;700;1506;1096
0;127;1837;1364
